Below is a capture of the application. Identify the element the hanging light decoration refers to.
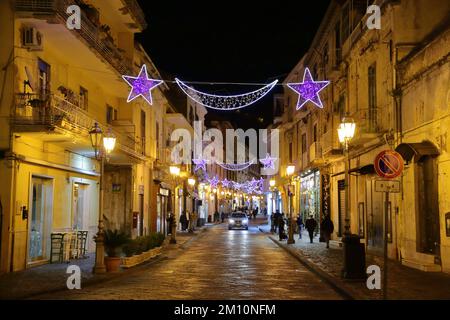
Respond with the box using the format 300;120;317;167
175;78;278;110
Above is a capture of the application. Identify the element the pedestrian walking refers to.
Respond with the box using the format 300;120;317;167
180;212;188;231
296;214;303;239
305;215;317;243
221;212;225;223
278;214;286;241
321;214;334;248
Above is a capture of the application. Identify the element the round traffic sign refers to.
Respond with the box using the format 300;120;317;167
374;150;404;179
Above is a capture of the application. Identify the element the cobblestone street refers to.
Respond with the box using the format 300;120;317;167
36;220;343;300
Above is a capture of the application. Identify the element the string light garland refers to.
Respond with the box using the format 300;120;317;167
175;78;278;110
216;159;255;171
287;67;330;110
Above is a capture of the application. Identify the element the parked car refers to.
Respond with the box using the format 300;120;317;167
228;212;249;230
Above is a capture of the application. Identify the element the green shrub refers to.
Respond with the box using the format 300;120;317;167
103;229;129;257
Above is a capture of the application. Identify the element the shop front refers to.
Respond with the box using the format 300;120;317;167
300;169;321;228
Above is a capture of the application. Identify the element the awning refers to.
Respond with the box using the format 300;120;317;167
395;141;440;163
349;164;375;175
332;164;375;177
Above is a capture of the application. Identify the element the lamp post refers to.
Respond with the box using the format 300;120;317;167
169;165;180;244
337;117;356;236
90;123;116;274
188;177;196;232
286;165;296;244
338;116;365;280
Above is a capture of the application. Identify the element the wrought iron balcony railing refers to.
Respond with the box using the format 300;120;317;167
15;0;132;75
13;93;142;157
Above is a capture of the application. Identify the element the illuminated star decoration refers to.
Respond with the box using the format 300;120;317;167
221;178;231;188
287;67;330;110
192;157;209;172
208;176;220;189
259;154;277;170
122;64;163;105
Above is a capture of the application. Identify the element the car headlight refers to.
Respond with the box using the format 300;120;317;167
243;219;249;224
229;219;235;224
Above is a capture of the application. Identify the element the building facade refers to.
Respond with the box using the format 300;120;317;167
277;0;450;272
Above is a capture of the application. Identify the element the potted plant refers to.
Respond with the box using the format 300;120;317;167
103;229;129;273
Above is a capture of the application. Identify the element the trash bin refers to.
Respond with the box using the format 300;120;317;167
342;234;366;280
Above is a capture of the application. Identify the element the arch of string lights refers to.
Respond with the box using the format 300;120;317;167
175;78;278;110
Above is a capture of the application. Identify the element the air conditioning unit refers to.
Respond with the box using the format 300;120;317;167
21;26;43;51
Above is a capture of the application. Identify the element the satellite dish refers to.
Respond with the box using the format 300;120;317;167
24;66;36;92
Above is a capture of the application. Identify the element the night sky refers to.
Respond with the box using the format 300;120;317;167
136;1;331;129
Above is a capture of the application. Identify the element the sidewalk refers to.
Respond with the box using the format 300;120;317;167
0;227;209;300
260;224;450;299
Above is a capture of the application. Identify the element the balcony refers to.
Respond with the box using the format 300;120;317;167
350;107;382;144
15;0;132;75
321;130;343;159
121;0;147;30
13;93;143;159
309;142;324;166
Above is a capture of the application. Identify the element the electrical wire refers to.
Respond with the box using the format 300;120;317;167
15;55;290;86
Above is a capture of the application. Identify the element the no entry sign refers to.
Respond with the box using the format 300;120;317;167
374;150;404;179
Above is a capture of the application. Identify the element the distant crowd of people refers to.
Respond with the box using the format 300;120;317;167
271;211;334;248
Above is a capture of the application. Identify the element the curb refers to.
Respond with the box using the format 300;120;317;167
267;235;357;300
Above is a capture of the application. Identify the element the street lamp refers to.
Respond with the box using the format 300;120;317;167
90;122;116;274
337;117;355;236
188;177;196;187
169;165;180;244
286;164;296;244
338;116;364;280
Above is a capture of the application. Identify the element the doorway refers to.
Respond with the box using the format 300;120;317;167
417;156;440;258
138;194;144;236
28;177;53;263
366;179;383;254
72;183;88;230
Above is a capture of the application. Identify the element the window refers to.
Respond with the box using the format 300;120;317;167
313;124;317;143
141;110;146;155
301;134;307;154
156;121;160;150
106;105;117;125
289;142;293;163
79;86;88;111
38;58;50;99
368;64;377;131
341;3;350;43
334;22;342;65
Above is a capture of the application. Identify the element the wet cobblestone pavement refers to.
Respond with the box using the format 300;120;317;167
37;220;343;300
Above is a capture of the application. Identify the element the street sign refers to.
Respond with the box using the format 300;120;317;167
374;150;404;179
375;180;400;193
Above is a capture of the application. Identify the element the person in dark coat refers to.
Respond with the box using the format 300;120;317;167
221;212;225;223
278;214;286;240
296;215;304;239
321;215;334;248
180;212;188;231
305;215;317;243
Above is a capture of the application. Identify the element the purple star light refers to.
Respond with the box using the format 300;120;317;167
208;176;220;189
193;157;208;172
122;64;163;105
221;178;231;188
259;154;277;170
287;67;330;110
